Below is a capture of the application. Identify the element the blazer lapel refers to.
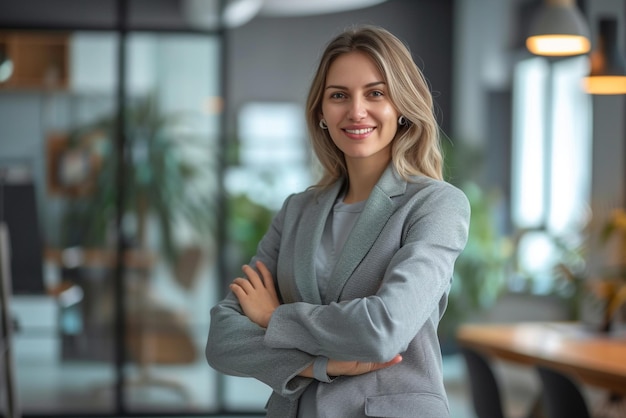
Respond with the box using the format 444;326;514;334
292;182;343;304
324;166;407;303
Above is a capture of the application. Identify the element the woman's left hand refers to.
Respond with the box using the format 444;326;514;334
230;260;280;328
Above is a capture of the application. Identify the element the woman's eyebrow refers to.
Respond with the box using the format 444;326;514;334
325;81;386;90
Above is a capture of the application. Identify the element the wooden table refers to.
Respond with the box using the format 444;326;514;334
456;321;626;395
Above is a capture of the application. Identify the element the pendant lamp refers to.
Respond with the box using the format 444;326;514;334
583;18;626;95
526;0;590;56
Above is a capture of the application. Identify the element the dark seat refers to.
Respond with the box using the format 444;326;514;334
460;346;506;418
536;365;591;418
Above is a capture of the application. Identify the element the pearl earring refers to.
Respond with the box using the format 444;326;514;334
319;119;328;129
398;116;407;126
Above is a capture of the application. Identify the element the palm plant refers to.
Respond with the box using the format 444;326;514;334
61;93;216;272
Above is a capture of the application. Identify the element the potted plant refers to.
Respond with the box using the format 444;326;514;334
60;92;216;273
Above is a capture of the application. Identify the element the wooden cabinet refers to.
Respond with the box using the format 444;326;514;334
0;31;70;89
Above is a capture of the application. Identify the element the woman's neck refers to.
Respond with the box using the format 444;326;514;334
343;157;390;203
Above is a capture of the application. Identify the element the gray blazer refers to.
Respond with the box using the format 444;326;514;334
206;165;470;417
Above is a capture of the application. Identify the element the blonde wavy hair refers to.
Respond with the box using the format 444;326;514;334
305;25;443;188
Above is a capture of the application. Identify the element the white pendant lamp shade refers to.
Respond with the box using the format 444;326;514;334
183;0;390;29
583;18;626;95
0;46;13;83
184;0;264;29
526;0;591;56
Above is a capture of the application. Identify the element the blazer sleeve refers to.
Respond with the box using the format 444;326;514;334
205;195;313;399
264;183;471;363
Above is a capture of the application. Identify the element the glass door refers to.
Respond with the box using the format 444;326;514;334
1;29;222;415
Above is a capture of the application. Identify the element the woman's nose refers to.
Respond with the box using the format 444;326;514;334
348;97;367;120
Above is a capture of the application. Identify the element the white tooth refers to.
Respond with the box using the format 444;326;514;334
346;128;373;134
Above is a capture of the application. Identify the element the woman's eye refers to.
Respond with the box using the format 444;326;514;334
370;90;384;97
330;92;346;99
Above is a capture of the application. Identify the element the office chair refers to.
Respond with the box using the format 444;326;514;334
460;346;507;418
536;365;591;418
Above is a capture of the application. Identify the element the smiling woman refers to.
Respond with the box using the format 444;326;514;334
206;25;470;418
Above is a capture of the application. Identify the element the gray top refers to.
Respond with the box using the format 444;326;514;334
315;197;366;302
298;197;365;418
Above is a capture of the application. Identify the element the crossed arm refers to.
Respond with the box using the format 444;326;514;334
230;260;402;378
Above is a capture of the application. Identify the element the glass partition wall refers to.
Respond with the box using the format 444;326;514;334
0;23;230;418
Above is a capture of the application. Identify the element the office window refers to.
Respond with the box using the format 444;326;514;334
511;55;592;292
225;102;312;210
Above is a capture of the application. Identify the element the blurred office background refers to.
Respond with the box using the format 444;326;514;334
0;0;625;417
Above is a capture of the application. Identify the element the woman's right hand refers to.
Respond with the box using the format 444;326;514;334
326;355;403;376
